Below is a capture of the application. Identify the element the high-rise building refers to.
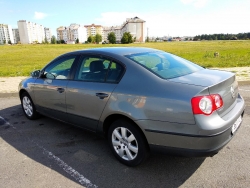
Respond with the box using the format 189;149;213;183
121;17;146;42
84;24;104;40
12;28;20;44
44;27;52;43
56;26;66;42
57;23;86;43
103;26;122;43
103;17;146;43
17;20;45;44
0;24;14;44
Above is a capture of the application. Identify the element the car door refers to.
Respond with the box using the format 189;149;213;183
66;55;124;131
32;55;78;121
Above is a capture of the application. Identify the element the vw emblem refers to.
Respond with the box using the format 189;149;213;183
230;86;235;98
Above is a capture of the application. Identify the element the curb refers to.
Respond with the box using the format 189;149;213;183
238;80;250;86
0;92;19;98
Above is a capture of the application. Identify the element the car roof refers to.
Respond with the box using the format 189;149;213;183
73;47;161;56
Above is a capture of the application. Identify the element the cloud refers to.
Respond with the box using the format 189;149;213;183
181;0;195;4
34;11;48;19
95;11;179;36
95;2;250;38
180;0;209;8
95;12;139;26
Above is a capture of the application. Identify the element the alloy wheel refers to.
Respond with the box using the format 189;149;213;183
111;127;138;161
22;96;33;117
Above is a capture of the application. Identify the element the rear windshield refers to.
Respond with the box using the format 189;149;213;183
126;52;203;79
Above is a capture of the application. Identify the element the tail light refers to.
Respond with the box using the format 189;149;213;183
191;94;223;115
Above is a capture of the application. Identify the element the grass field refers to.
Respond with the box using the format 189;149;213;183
0;41;250;77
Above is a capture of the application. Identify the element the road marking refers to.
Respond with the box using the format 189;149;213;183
0;116;98;188
239;89;250;92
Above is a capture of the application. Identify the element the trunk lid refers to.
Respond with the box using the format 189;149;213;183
169;69;238;116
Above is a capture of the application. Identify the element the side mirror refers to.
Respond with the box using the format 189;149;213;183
31;70;40;77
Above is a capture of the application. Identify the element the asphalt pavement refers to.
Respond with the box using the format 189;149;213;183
0;82;250;188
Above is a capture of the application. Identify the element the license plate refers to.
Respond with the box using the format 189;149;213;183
232;116;242;134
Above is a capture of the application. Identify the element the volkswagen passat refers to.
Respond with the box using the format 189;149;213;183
19;47;245;166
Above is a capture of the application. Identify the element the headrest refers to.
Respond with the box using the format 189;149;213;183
90;60;104;72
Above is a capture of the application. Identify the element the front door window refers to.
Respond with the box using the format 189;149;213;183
44;56;76;80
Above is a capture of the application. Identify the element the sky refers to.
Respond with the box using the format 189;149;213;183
0;0;250;37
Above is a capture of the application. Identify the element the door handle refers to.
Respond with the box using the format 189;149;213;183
57;88;65;93
96;93;109;99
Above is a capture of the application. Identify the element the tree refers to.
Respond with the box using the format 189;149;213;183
121;32;133;44
60;40;65;44
51;35;56;44
192;33;250;41
146;37;149;42
108;32;116;44
92;35;96;43
87;36;93;43
3;40;6;44
193;36;199;41
95;34;102;43
44;37;48;44
75;38;79;44
8;40;12;44
121;34;128;44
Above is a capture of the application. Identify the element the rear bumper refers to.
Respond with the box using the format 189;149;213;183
148;117;243;157
136;94;245;157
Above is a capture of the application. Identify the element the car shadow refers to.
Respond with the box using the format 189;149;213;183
0;104;205;188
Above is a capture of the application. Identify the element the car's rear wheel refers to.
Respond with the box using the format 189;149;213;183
108;119;149;166
21;92;39;120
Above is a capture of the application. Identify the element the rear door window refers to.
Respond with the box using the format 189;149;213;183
76;56;124;83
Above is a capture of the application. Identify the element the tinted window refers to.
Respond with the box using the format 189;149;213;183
76;56;124;83
126;52;203;79
44;55;76;79
106;62;124;83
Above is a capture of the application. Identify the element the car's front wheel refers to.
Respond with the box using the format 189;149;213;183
21;92;39;120
108;119;149;166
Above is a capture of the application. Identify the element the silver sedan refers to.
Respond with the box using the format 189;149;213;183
19;47;245;166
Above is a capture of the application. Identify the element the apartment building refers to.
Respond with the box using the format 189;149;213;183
84;24;104;39
56;26;66;41
44;27;52;43
103;17;146;43
103;26;122;42
0;24;14;44
12;28;20;44
57;23;86;43
121;17;146;42
17;20;45;44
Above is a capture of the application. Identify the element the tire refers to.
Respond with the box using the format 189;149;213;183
108;119;149;166
21;92;39;120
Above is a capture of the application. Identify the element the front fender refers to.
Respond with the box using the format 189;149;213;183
18;77;37;101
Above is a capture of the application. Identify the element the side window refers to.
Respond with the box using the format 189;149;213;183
77;57;109;82
76;56;124;83
44;55;76;80
106;62;124;83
